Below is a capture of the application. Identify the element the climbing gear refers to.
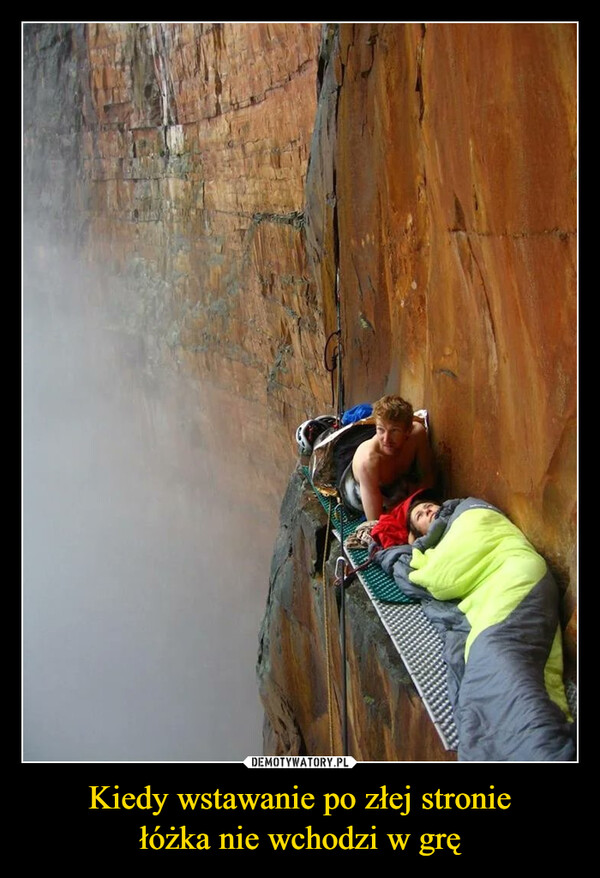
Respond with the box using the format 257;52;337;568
324;330;341;411
336;504;349;756
334;553;373;588
331;263;349;756
304;464;416;605
309;419;375;499
316;265;351;755
295;416;338;456
344;521;377;550
323;267;346;416
341;403;373;425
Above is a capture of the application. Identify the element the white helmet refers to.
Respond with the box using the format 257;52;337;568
295;416;337;455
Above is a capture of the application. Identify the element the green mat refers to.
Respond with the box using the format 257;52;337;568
302;466;416;605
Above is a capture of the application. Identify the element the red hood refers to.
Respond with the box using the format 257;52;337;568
370;488;428;549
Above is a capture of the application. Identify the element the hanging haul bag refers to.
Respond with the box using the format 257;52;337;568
309;418;376;498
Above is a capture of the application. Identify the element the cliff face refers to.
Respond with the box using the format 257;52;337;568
23;23;577;761
268;22;577;757
24;22;331;520
306;22;577;596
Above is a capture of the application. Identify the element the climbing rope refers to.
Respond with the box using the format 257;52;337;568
319;266;350;754
322;496;338;756
332;262;350;755
337;506;349;756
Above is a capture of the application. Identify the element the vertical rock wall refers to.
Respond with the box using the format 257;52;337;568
260;22;576;759
305;22;577;629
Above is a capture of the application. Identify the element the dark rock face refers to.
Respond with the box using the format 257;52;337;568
23;24;89;244
257;466;456;760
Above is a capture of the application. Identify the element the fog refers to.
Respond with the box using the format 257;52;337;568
22;226;277;761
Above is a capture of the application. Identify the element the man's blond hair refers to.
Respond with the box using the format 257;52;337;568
372;394;413;429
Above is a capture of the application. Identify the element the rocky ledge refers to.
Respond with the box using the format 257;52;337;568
257;465;456;761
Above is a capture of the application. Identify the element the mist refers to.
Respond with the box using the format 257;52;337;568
22;224;277;761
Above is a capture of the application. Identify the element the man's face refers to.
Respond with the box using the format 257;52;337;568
409;501;441;535
376;419;409;455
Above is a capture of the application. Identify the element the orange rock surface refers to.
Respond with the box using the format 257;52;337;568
307;21;577;623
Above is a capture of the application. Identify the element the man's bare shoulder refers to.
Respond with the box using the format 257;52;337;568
352;435;380;474
410;420;428;442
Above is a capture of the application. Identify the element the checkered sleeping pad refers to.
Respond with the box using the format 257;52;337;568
302;467;459;750
303;468;578;751
303;468;578;754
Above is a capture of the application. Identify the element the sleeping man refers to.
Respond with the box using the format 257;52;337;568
369;491;576;761
407;497;442;543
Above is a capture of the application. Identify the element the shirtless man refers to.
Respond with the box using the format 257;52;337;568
349;395;435;521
